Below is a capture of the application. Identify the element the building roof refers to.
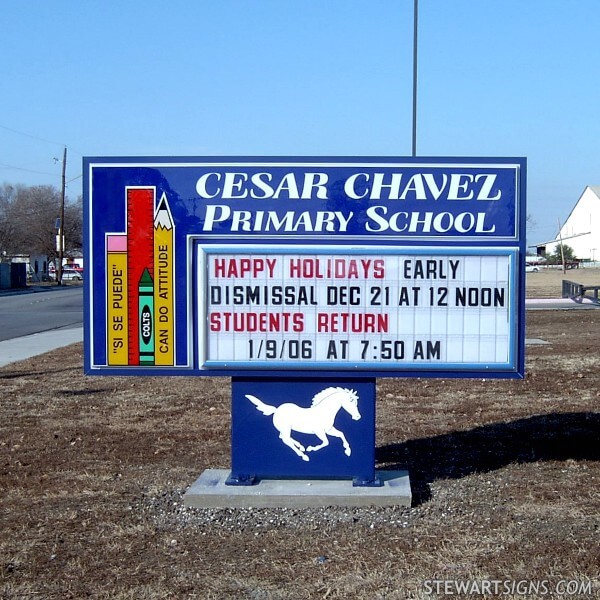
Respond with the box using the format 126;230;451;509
533;231;591;249
554;185;600;241
589;186;600;198
532;186;600;248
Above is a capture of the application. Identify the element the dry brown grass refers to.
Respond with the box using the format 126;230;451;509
1;275;600;598
525;265;600;298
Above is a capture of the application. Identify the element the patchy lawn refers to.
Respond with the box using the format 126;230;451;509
1;307;599;598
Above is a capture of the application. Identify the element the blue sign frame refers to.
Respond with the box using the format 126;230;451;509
84;156;526;379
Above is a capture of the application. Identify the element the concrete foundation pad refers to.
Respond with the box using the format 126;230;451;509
184;469;411;509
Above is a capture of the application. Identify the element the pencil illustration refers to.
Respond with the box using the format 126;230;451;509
106;234;129;365
138;268;155;365
153;193;175;366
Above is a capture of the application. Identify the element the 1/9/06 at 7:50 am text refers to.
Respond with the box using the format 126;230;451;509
247;339;441;362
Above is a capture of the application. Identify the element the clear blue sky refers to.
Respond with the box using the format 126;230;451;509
2;0;598;245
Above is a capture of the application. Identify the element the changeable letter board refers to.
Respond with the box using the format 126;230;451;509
199;247;517;372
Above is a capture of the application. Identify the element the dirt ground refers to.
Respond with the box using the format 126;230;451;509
1;271;599;599
524;265;600;299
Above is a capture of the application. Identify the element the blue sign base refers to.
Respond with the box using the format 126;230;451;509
229;377;377;485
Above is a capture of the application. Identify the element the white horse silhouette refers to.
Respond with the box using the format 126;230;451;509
245;387;360;462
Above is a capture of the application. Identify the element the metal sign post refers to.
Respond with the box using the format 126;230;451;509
84;156;526;497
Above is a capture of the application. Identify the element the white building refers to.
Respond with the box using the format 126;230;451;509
535;186;600;262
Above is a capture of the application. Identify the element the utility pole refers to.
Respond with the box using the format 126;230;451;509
57;146;67;285
411;0;419;157
557;218;566;274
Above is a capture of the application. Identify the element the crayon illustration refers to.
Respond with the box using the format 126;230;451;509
126;188;155;365
153;194;175;365
138;268;155;365
106;234;129;365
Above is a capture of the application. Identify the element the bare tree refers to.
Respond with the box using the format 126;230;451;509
13;186;59;255
0;184;18;257
64;195;83;252
0;184;82;259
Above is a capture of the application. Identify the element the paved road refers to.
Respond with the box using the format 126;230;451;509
0;285;83;342
0;286;84;367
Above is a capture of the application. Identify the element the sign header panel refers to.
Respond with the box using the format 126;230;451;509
84;156;526;378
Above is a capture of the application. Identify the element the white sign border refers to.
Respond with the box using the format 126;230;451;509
196;244;519;373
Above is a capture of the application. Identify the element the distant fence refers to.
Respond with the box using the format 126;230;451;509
562;280;600;303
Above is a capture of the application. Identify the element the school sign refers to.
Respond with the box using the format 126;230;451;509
85;157;525;486
84;156;526;379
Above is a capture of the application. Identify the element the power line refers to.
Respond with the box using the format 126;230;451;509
0;124;84;189
0;161;58;176
0;127;87;189
0;123;66;147
0;123;85;158
0;123;67;180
